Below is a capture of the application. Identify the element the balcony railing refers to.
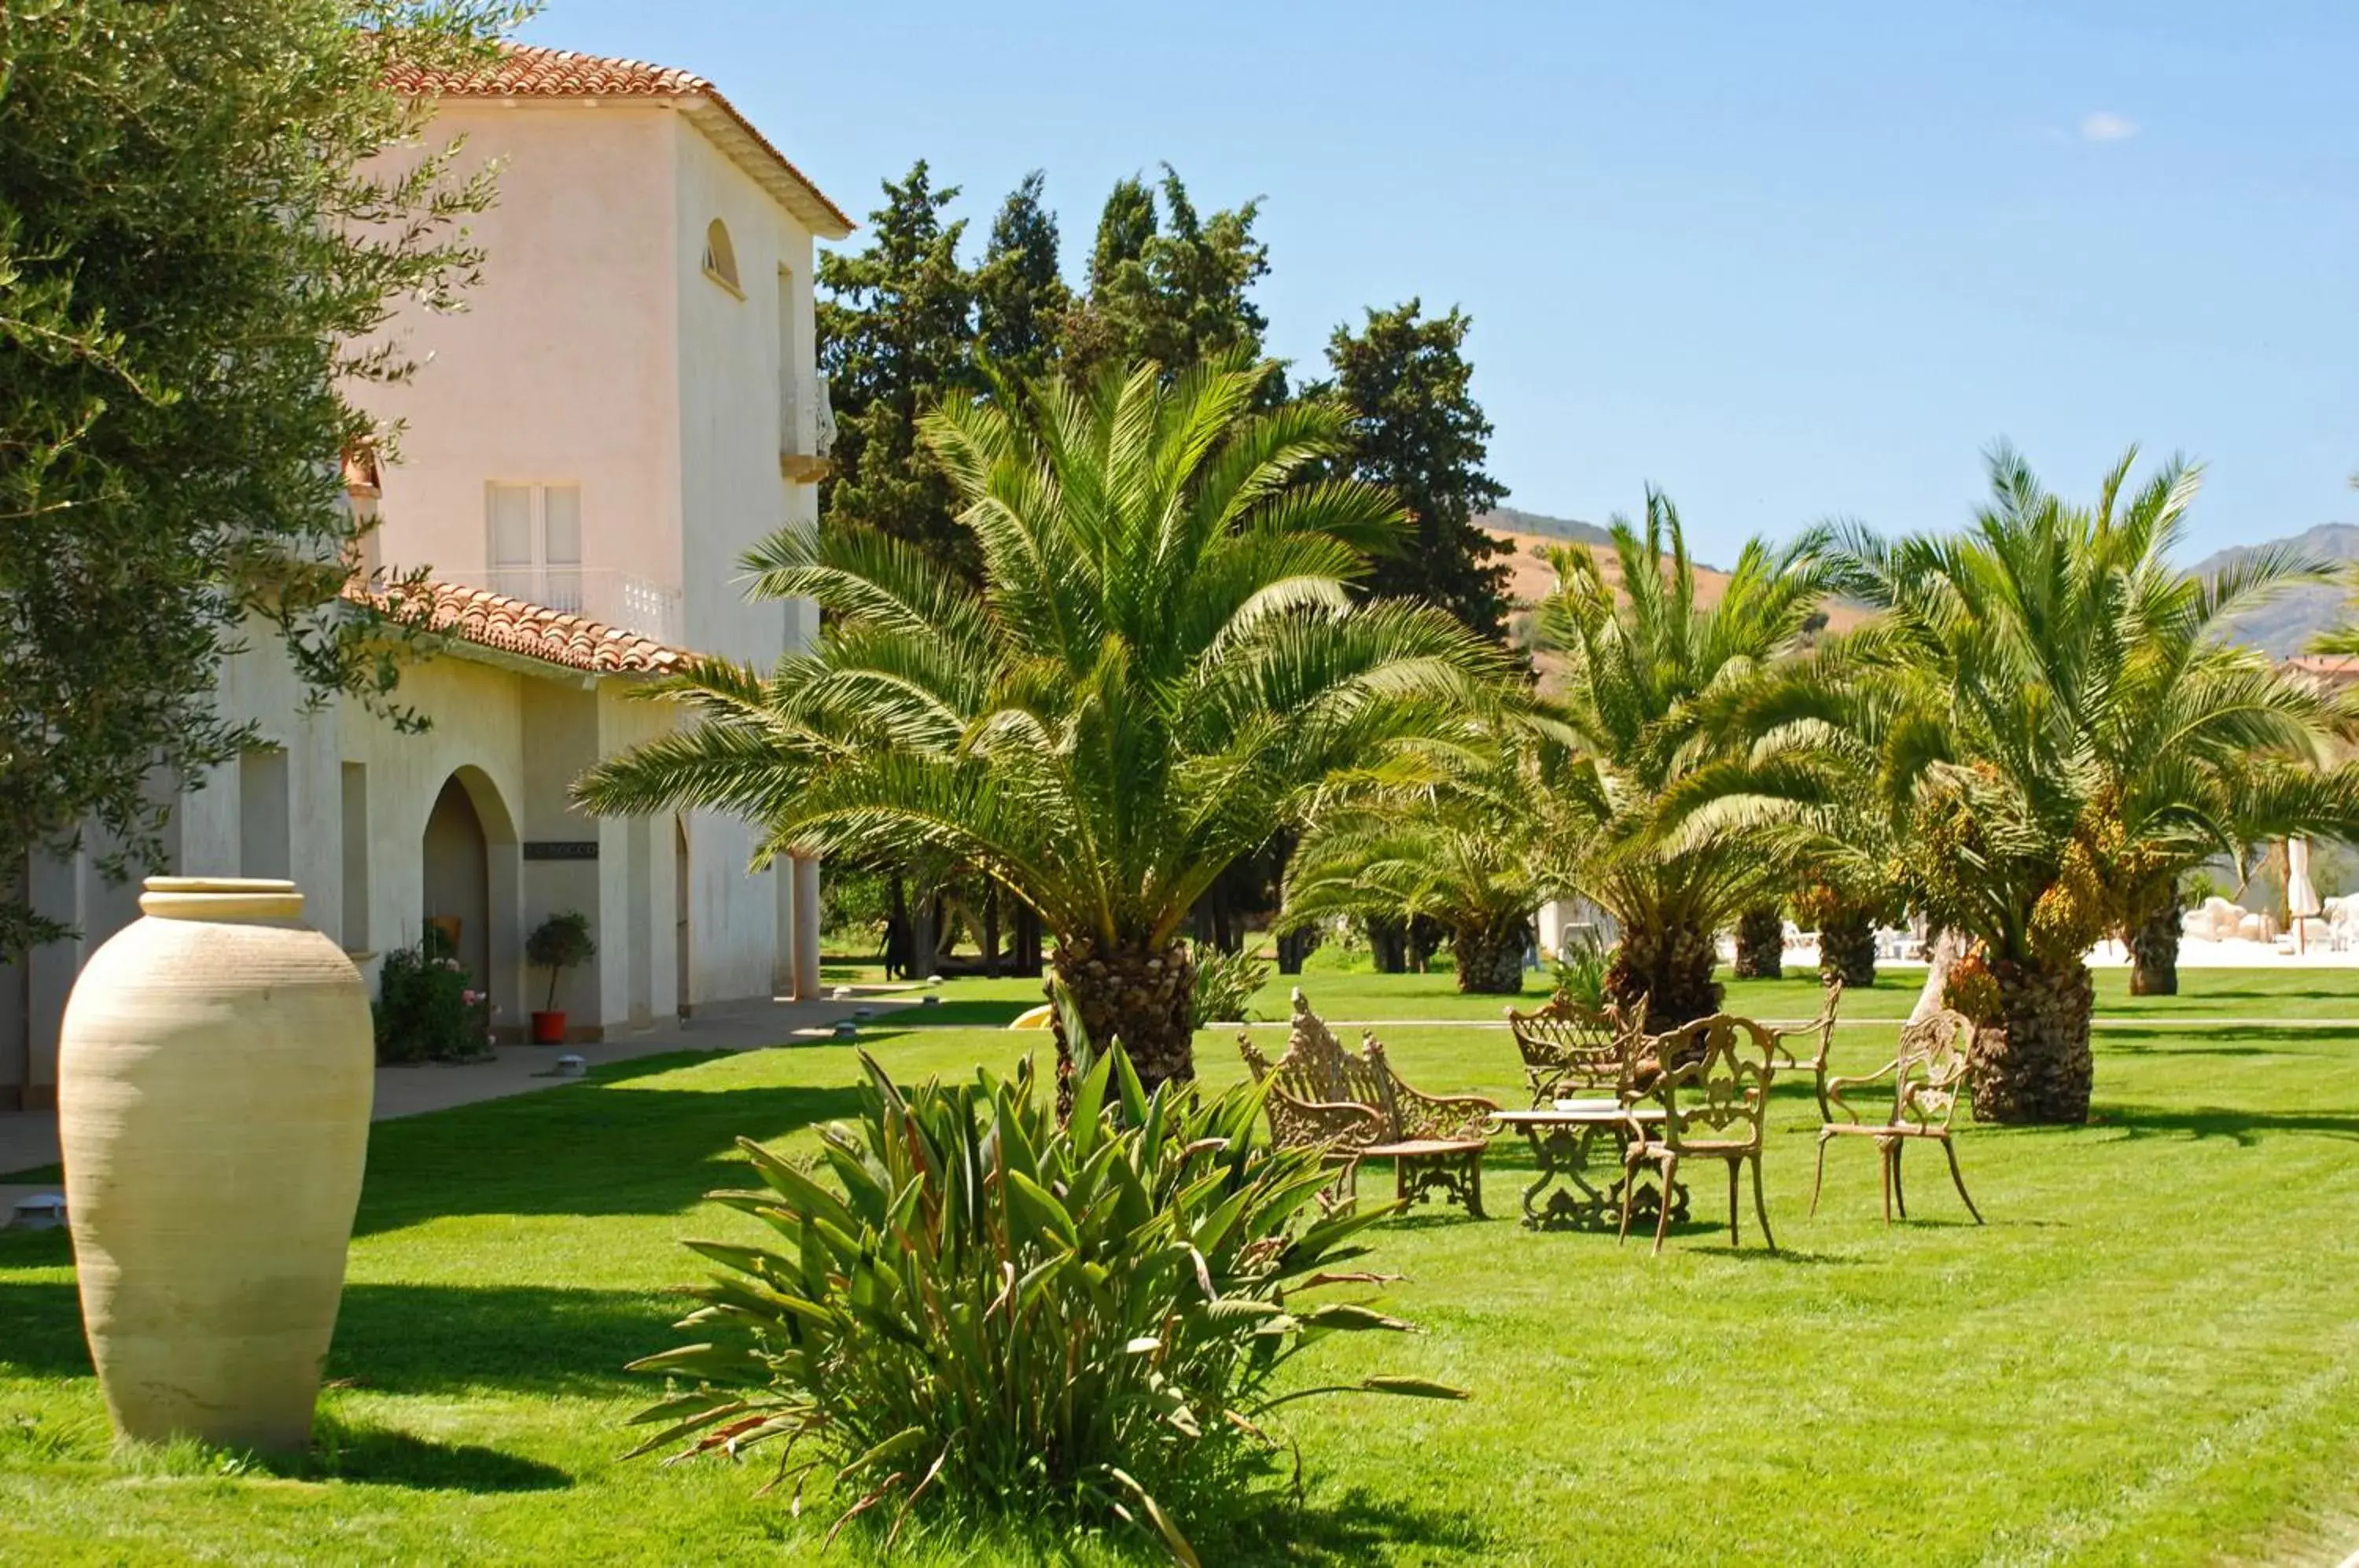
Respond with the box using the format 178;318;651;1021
780;377;837;482
473;565;685;646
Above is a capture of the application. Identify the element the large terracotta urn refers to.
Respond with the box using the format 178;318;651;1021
59;877;374;1451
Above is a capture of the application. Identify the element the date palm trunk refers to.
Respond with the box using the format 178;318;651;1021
1050;937;1196;1105
1971;953;2094;1124
1606;919;1722;1032
1732;906;1783;980
2127;900;2181;996
1816;905;1879;988
1451;911;1530;995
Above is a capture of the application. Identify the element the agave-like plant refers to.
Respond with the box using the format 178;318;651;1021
1528;491;1839;1026
1281;735;1563;994
1829;445;2359;1122
624;1049;1464;1562
575;357;1505;1094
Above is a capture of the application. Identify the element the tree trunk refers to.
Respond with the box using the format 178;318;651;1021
2127;900;2180;996
908;894;937;981
1910;928;1963;1027
1275;925;1318;975
1606;921;1721;1032
1971;954;2094;1124
1051;937;1196;1103
1367;915;1408;974
1732;906;1783;980
885;874;911;981
1816;906;1878;989
1407;915;1442;974
1451;912;1530;995
1014;904;1043;977
981;885;1001;980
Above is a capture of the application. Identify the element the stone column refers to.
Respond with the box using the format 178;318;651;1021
790;854;822;1002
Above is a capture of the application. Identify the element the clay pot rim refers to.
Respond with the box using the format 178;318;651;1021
140;877;304;923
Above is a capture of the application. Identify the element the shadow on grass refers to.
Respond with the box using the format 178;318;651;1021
308;1419;573;1491
1195;1485;1493;1565
352;1062;865;1235
0;1279;679;1397
2093;1103;2359;1146
862;996;1036;1032
2097;1026;2352;1053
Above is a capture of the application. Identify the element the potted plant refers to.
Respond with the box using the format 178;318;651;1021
525;911;596;1044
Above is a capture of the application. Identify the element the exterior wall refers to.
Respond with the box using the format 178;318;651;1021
333;652;531;1020
670;114;819;1010
0;89;841;1108
360;102;683;598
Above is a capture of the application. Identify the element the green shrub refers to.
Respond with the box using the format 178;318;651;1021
1548;933;1613;1010
373;926;494;1064
626;1050;1464;1559
1189;940;1270;1024
524;910;596;1013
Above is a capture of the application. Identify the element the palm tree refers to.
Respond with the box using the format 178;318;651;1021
1831;445;2359;1122
1529;492;1839;1028
574;358;1505;1095
1281;737;1563;995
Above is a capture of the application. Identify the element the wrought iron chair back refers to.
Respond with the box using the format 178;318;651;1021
1238;989;1496;1215
1887;1007;1973;1133
1812;1005;1984;1224
1643;1013;1780;1158
1770;977;1845;1118
1238;991;1388;1153
1504;992;1650;1106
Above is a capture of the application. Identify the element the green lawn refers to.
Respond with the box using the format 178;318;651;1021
6;999;2359;1563
876;961;2359;1028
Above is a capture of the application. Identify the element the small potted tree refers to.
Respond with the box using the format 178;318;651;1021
525;911;596;1044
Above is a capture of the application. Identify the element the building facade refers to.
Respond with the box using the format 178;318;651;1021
0;46;851;1110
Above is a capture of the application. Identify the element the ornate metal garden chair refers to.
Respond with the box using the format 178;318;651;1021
1239;988;1497;1217
1619;1013;1782;1255
1768;977;1846;1121
1504;992;1651;1108
1810;1007;1984;1225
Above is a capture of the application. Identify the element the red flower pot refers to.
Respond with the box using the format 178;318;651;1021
528;1010;568;1045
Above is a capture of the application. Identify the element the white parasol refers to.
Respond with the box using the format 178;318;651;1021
2287;837;2321;951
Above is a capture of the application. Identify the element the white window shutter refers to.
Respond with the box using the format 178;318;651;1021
488;484;533;566
543;485;583;565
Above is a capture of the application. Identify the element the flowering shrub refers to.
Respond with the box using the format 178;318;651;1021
374;926;495;1063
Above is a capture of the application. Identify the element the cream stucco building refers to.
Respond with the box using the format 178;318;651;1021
0;46;853;1110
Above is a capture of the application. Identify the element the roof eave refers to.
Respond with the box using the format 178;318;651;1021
679;98;854;239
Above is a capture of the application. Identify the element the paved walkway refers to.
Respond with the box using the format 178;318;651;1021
0;990;918;1210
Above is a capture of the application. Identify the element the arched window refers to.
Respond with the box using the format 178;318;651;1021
701;219;742;296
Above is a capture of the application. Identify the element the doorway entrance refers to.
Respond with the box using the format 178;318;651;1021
422;775;491;996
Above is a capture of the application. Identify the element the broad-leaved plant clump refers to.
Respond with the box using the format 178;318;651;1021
625;1049;1464;1561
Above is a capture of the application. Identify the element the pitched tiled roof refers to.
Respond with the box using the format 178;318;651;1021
2284;653;2359;681
386;43;853;238
354;580;687;676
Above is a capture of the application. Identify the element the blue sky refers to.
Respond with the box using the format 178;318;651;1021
522;1;2356;565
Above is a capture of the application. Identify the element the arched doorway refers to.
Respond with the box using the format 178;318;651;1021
422;775;491;997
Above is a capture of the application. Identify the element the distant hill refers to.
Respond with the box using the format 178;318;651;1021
1479;512;1868;690
2192;523;2359;655
1476;506;1612;547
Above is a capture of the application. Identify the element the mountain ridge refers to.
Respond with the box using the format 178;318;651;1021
2192;522;2359;655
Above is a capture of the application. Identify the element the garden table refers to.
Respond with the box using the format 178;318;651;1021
1489;1104;1690;1231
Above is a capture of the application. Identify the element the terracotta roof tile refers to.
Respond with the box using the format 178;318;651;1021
386;43;853;237
351;579;688;676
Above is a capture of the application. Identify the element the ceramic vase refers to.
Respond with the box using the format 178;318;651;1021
58;877;374;1451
